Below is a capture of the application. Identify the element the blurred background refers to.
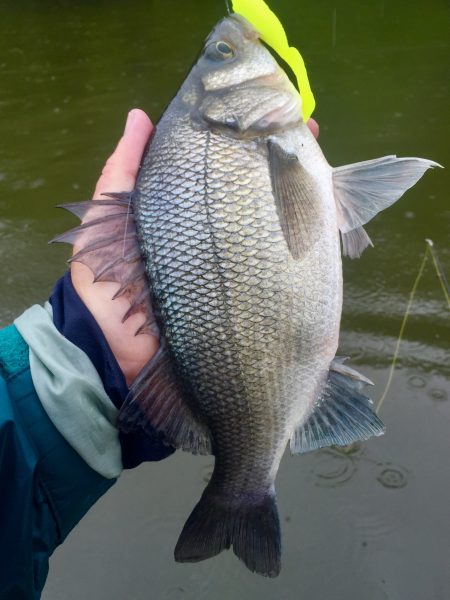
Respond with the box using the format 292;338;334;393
0;1;448;598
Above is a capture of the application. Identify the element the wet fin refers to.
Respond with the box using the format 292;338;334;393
333;156;442;258
175;486;281;578
51;193;155;333
118;347;212;455
268;140;322;259
290;359;385;453
340;226;373;259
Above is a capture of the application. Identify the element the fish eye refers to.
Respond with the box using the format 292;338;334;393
215;41;234;59
203;40;236;62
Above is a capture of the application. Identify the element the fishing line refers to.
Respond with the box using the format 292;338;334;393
376;239;449;414
426;238;450;307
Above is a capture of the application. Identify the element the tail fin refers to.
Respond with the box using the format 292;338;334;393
174;487;281;578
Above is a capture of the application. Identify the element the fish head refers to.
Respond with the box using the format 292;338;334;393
179;15;302;137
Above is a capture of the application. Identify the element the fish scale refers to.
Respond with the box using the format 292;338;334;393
55;13;438;577
135;110;339;497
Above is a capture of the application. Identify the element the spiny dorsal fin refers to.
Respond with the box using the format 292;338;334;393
290;358;385;454
268;140;323;259
333;156;442;258
118;346;213;455
51;192;155;334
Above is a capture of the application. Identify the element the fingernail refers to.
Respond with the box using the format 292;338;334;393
124;109;137;135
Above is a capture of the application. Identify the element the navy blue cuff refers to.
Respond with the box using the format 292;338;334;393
50;271;127;410
49;271;174;468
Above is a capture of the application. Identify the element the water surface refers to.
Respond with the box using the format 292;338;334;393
0;1;449;599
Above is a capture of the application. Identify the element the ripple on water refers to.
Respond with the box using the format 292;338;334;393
140;512;234;600
428;388;448;402
376;464;409;489
308;444;410;492
407;373;448;403
354;512;396;546
408;375;427;388
163;586;186;600
162;544;236;600
309;448;357;488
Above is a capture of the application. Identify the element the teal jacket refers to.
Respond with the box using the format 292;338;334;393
0;324;116;600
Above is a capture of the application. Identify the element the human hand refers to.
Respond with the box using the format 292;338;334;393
71;109;156;386
307;117;319;139
71;110;319;387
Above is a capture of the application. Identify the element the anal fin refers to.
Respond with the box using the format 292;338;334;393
291;359;385;453
118;347;213;456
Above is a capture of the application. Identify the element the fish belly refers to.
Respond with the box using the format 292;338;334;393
136;114;341;494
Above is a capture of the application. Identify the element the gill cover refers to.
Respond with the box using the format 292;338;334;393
231;0;315;122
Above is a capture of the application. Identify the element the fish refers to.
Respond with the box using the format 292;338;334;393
53;13;440;577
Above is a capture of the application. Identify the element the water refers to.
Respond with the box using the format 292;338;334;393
0;1;449;598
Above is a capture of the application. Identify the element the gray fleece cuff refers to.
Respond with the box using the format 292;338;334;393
15;303;123;479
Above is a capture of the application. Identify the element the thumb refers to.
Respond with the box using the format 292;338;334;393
93;108;153;199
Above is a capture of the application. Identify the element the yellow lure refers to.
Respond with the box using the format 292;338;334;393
231;0;315;122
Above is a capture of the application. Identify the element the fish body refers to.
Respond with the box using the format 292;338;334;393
56;14;440;577
135;114;339;487
131;22;343;572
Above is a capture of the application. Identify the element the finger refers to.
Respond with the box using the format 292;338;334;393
93;108;153;199
307;117;319;139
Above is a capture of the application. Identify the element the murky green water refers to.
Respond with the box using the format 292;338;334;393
1;1;449;598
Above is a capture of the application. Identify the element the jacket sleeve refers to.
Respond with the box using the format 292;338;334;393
49;271;174;467
0;325;116;600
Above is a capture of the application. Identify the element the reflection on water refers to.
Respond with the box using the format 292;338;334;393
342;330;449;375
0;0;449;599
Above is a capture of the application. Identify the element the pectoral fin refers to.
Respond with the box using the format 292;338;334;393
118;347;213;456
333;156;442;258
290;359;385;454
268;140;322;259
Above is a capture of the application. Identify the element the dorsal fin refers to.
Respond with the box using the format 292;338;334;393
51;192;155;334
